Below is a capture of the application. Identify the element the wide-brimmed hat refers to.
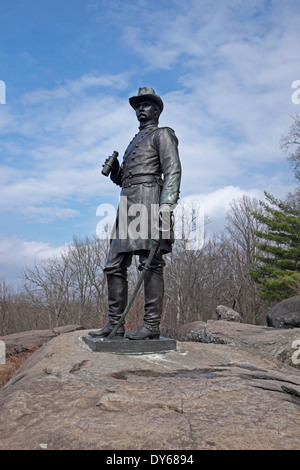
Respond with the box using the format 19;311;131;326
129;87;164;113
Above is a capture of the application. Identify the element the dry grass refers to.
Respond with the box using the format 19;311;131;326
0;348;39;388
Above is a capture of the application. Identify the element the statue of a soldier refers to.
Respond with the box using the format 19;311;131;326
89;87;181;340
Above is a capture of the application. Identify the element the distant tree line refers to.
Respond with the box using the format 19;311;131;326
0;116;299;336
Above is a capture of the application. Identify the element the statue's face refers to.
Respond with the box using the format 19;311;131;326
135;100;158;123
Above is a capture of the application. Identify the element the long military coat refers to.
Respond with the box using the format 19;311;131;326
110;120;181;254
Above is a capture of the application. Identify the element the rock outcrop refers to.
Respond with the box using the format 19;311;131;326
0;325;83;356
215;305;242;322
182;320;300;370
0;324;299;450
266;295;300;328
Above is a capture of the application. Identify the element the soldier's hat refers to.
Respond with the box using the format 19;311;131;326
129;87;164;113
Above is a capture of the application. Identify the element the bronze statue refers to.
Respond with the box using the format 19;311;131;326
89;87;181;340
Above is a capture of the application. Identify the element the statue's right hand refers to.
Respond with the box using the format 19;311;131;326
104;156;119;173
110;157;120;179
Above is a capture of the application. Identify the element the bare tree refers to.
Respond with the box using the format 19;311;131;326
65;235;110;327
162;195;275;331
0;279;14;335
22;256;73;328
280;114;300;181
163;233;227;329
21;235;112;329
280;114;300;210
225;195;263;265
224;195;275;323
13;290;49;332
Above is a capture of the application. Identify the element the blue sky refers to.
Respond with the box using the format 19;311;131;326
0;0;300;285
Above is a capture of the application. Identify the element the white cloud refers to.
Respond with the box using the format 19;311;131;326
181;185;265;233
0;75;138;218
0;234;67;286
0;106;17;133
21;72;131;105
0;235;64;265
121;0;288;69
122;0;300;163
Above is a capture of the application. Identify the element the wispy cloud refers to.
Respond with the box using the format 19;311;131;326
0;234;67;285
0;234;65;265
21;72;131;105
0;73;136;219
182;185;265;234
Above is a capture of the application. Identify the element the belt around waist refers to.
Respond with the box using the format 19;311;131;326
122;174;163;188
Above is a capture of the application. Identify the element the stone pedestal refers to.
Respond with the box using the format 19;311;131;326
82;335;176;354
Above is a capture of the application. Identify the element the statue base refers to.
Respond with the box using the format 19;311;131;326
82;335;176;355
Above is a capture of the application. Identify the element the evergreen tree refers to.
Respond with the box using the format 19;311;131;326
250;192;300;300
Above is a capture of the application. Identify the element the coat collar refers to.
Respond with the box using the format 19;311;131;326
138;119;158;131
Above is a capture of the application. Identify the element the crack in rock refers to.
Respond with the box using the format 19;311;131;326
69;360;90;374
114;368;219;380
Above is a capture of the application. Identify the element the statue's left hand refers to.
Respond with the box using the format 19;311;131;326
158;204;174;234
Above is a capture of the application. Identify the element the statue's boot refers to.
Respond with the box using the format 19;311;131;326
89;275;127;338
126;269;164;340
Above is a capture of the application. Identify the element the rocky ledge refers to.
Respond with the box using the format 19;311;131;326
0;321;299;450
174;320;300;370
